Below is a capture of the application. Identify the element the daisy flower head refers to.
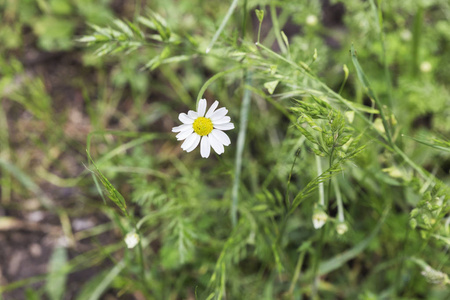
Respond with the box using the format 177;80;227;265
172;99;234;158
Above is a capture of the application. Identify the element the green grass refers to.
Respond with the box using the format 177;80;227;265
0;0;449;299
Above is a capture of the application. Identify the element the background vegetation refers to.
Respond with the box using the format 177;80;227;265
0;0;449;299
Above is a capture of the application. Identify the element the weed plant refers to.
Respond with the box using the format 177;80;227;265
1;0;449;299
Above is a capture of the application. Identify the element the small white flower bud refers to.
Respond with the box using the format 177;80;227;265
336;222;348;235
400;29;412;41
306;15;318;26
312;207;328;229
420;61;432;73
124;232;140;249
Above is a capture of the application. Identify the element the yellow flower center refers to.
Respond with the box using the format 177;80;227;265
193;117;213;136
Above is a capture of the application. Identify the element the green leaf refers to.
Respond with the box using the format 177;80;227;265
86;151;127;215
281;31;289;50
295;124;318;145
113;19;134;38
127;21;144;39
404;135;450;153
46;247;68;300
86;261;125;300
75;270;111;300
255;9;264;23
263;80;279;95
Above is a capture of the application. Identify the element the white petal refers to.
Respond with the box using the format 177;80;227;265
181;133;198;150
208;133;224;155
188;110;198;119
172;124;192;133
197;99;207;117
210;108;228;121
179;113;194;124
205;100;219;118
214;123;234;131
186;135;201;152
211;129;231;146
176;128;194;140
212;116;231;125
200;136;211;158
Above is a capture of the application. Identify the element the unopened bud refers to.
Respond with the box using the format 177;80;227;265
124;232;140;249
336;222;348;235
306;15;318;26
312;207;328;229
420;61;432;73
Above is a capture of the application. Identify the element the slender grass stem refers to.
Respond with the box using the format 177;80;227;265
316;156;324;206
0;103;11;204
231;71;252;227
288;249;307;295
270;4;287;54
205;0;239;53
196;65;244;106
136;229;147;290
285;148;300;211
332;177;344;222
370;0;393;107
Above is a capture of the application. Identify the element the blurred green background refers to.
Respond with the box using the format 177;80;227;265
0;0;449;299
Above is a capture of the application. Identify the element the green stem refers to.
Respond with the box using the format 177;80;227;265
196;65;243;106
412;6;424;76
370;0;393;107
206;0;240;53
332;178;344;222
285;149;300;211
270;3;287;54
231;71;252;227
288;249;307;295
316;156;324;206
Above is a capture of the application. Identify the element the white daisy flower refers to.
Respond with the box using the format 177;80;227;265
172;99;234;158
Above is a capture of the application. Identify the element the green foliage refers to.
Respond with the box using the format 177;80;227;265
1;0;450;299
45;247;68;300
87;151;128;215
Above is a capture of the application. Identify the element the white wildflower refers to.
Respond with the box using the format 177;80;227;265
124;232;140;249
172;99;234;158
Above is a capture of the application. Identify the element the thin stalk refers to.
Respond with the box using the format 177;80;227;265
196;65;243;106
231;71;252;227
0;102;11;204
326;145;335;206
312;226;327;299
350;45;393;146
137;230;147;288
270;3;287;54
332;178;344;222
133;221;150;295
242;0;248;40
206;0;239;53
337;64;349;95
412;6;424;76
370;0;393;106
288;249;307;295
285;148;300;211
316;156;324;206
